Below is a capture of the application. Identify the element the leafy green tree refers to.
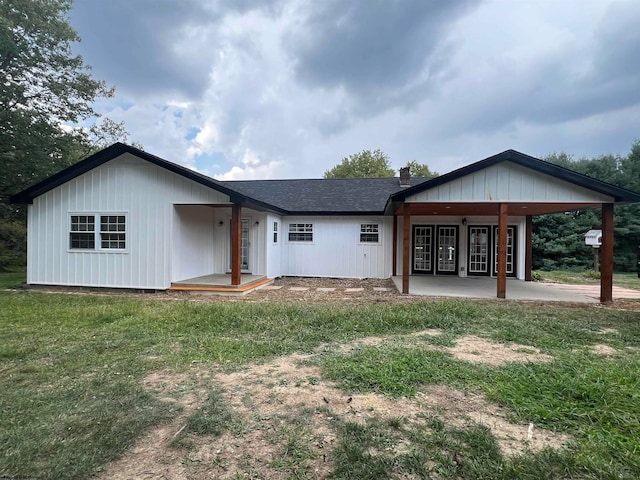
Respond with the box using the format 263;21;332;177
324;149;395;178
404;160;438;177
324;150;437;179
535;143;640;272
0;0;126;215
0;0;133;270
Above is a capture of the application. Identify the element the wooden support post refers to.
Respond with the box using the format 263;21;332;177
600;203;614;303
392;215;398;276
497;203;508;298
402;205;411;294
525;215;533;281
231;203;242;286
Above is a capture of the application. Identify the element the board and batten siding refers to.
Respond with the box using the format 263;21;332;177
407;162;615;203
27;153;231;289
281;216;392;278
265;214;283;278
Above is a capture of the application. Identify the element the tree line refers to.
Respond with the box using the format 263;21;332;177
535;143;640;272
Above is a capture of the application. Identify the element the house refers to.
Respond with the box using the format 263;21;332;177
10;143;640;301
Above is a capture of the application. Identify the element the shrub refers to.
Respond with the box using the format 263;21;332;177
582;269;601;280
0;221;27;272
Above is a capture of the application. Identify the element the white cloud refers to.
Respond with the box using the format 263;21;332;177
70;0;640;180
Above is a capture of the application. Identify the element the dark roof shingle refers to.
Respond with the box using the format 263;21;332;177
227;177;429;214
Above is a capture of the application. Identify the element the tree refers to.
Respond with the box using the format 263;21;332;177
324;150;437;179
0;0;133;270
324;149;395;178
534;143;640;272
404;160;438;177
0;0;127;215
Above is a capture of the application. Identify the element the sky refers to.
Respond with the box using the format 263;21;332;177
69;0;640;180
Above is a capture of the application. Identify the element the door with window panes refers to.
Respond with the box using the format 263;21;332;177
492;225;516;277
229;218;250;272
468;226;490;276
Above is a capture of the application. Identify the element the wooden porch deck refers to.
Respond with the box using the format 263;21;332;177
169;274;272;294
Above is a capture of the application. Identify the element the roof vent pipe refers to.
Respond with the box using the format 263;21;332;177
399;167;411;187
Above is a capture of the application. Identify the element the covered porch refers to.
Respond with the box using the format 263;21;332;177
392;202;615;302
171;201;278;291
386;151;632;303
391;275;600;302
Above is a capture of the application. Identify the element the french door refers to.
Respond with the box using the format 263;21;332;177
436;226;458;274
492;226;516;276
412;225;458;274
229;218;250;272
466;225;516;277
412;226;433;273
468;226;490;276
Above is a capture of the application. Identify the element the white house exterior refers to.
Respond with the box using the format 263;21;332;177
11;143;640;301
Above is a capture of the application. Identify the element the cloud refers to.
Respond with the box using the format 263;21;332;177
70;0;222;99
69;0;640;181
215;148;282;180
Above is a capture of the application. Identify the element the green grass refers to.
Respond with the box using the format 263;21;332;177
534;269;640;290
0;269;26;288
330;415;574;480
1;291;639;479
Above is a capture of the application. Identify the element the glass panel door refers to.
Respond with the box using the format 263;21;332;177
412;226;433;273
493;226;515;276
436;226;458;274
240;218;249;271
230;218;250;272
468;226;490;275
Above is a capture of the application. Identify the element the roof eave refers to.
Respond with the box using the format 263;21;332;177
8;143;287;212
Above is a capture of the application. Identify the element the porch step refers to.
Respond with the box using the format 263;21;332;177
168;277;273;294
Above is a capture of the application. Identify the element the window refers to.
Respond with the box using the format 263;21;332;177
273;221;278;243
100;215;126;249
69;214;126;251
70;215;95;249
360;223;379;243
288;223;313;242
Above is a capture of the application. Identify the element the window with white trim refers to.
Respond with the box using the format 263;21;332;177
360;223;379;243
288;223;313;242
100;215;126;249
70;215;95;249
69;214;126;251
273;221;278;243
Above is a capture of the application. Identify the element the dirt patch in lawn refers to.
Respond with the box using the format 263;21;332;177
96;334;567;479
449;335;553;366
418;385;570;456
95;371;209;480
591;344;619;356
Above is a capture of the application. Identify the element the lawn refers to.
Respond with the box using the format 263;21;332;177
0;270;26;289
534;270;640;290
1;291;639;479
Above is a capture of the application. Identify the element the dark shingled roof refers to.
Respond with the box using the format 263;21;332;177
226;177;430;214
11;144;640;214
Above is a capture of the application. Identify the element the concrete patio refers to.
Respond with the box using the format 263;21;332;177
390;276;639;303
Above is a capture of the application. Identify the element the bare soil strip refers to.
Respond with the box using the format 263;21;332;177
96;332;573;479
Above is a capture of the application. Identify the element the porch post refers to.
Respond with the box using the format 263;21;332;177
497;203;508;298
402;204;411;294
231;203;242;286
525;215;533;281
600;203;614;303
392;215;398;276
